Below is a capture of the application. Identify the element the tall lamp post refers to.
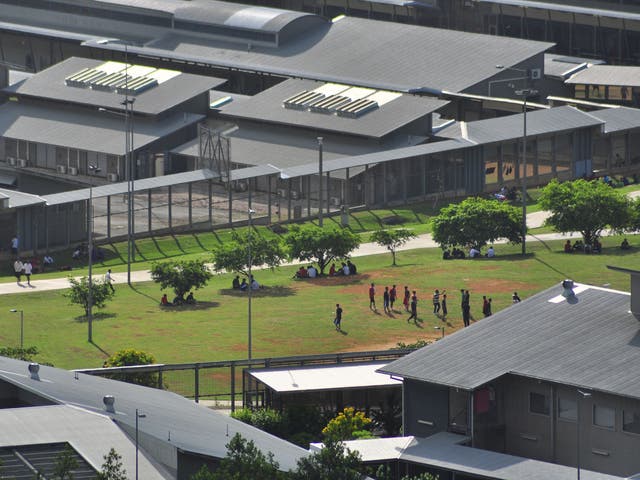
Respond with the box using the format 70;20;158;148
317;137;323;227
87;164;100;343
9;309;23;349
576;389;592;480
135;408;147;480
247;208;255;360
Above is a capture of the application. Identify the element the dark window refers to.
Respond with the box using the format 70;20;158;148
530;392;550;416
623;410;640;434
593;405;615;429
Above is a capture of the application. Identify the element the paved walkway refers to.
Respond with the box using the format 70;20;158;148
0;207;578;296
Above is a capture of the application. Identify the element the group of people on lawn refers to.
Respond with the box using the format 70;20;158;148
443;245;495;260
295;260;358;278
161;291;196;306
232;275;260;291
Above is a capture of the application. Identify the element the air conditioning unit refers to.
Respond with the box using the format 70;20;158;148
530;68;541;80
68;167;78;175
7;156;16;166
290;190;300;200
330;196;341;207
107;173;119;182
277;188;287;198
56;165;67;174
16;159;27;168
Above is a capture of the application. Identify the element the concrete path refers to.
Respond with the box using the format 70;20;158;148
0;208;580;296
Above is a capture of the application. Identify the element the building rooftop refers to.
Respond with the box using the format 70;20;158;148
566;65;640;87
381;282;640;400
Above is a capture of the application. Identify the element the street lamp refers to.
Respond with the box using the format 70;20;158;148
434;325;445;339
576;389;592;480
9;309;23;349
87;164;101;343
317;137;323;227
247;208;255;360
135;408;146;480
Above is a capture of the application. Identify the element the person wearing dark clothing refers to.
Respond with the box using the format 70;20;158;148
347;260;357;275
383;286;391;313
334;304;343;331
407;291;418;322
482;296;492;317
441;292;448;318
239;279;248;290
369;283;377;311
403;286;410;312
232;276;240;289
512;292;521;303
461;289;471;327
432;289;441;314
389;285;397;310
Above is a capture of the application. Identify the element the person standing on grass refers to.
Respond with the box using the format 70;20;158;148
403;286;410;312
441;291;448;319
13;258;23;284
334;303;343;331
369;283;377;311
383;286;391;313
105;269;115;293
23;260;33;287
390;285;397;310
407;291;418;322
461;289;471;327
482;296;492;317
432;289;441;314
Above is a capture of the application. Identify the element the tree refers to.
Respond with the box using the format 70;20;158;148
0;346;40;362
211;231;286;278
291;438;364;480
210;433;287;480
53;445;78;480
322;407;374;442
150;259;212;301
370;229;417;266
285;225;361;275
376;465;439;480
96;448;127;480
103;348;160;388
538;179;631;245
65;276;115;317
431;197;521;250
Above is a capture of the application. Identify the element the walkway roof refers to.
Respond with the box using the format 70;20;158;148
566;65;640;88
587;107;640;134
477;0;640;22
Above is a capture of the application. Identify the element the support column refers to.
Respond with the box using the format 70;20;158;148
208;180;213;227
287;178;292;221
168;185;172;229
148;189;152;232
326;171;331;214
267;176;272;222
107;196;111;240
188;183;193;228
228;186;233;225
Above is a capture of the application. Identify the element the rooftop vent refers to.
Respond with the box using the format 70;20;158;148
28;363;40;381
561;279;575;298
103;395;115;413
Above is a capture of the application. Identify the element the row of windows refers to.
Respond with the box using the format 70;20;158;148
530;392;640;434
574;84;639;103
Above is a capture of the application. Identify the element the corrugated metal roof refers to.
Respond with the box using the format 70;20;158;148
0;102;203;156
135;16;552;94
0;187;45;208
311;436;418;462
0;405;170;479
438;106;603;144
380;283;640;400
4;57;225;116
43;169;219;206
477;0;640;22
279;138;474;179
0;20;96;42
218;79;448;139
248;361;400;393
0;356;309;470
566;65;640;87
587;107;640;134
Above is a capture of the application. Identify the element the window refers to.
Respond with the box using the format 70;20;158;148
558;396;577;421
530;392;550;416
593;405;615;429
623;410;640;435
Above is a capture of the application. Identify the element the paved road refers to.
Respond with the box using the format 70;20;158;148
0;207;582;296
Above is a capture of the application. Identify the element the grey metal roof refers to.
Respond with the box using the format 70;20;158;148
0;20;97;42
566;65;640;87
43;169;220;206
477;0;640;22
0;187;45;208
380;283;640;400
280;138;474;179
4;57;225;116
0;356;309;470
587;107;640;134
0;404;170;478
0;102;204;156
437;105;603;145
128;16;552;94
218;78;448;139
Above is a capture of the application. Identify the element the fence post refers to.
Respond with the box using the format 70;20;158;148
230;363;236;413
158;368;164;390
195;364;200;403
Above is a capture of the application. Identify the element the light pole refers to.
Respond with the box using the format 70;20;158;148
247;208;255;360
576;389;592;480
87;164;100;343
318;137;323;227
135;408;146;480
9;309;23;349
434;325;445;339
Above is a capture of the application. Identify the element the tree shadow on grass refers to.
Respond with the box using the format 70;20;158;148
159;301;221;312
130;285;159;303
219;286;295;298
74;312;116;323
89;340;110;358
533;256;569;278
301;273;373;287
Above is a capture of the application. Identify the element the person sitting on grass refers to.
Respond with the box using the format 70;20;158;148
307;265;317;278
329;263;337;276
186;292;196;304
564;240;572;253
621;238;631;250
240;278;248;291
161;294;173;307
347;260;357;275
295;266;308;278
232;275;240;289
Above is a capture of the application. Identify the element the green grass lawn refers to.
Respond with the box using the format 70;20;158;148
1;235;639;370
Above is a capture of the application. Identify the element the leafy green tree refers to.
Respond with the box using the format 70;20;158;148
370;229;417;265
376;465;439;480
103;348;160;388
211;231;286;278
190;465;215;480
431;197;521;250
230;408;286;438
322;407;374;442
53;445;78;479
0;346;40;362
150;260;212;302
291;438;364;480
96;448;127;480
285;225;361;275
64;276;115;317
538;179;631;246
210;433;287;480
